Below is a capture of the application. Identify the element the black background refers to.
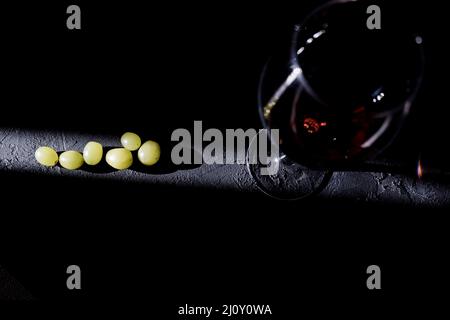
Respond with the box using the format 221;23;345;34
1;0;449;316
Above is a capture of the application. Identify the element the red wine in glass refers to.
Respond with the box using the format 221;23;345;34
247;0;425;199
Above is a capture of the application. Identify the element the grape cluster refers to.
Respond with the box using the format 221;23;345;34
35;132;161;171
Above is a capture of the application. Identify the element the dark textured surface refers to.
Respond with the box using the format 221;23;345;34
1;128;450;207
1;128;449;307
0;265;33;300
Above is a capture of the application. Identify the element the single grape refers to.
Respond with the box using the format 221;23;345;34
83;141;103;165
59;151;84;170
106;148;133;170
35;146;58;167
121;132;141;151
138;140;161;166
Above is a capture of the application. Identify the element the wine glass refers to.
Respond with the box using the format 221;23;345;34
246;0;425;200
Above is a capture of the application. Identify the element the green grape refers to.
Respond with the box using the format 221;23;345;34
106;148;133;170
83;141;103;165
59;151;84;170
121;132;141;151
138;140;161;166
35;146;59;167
